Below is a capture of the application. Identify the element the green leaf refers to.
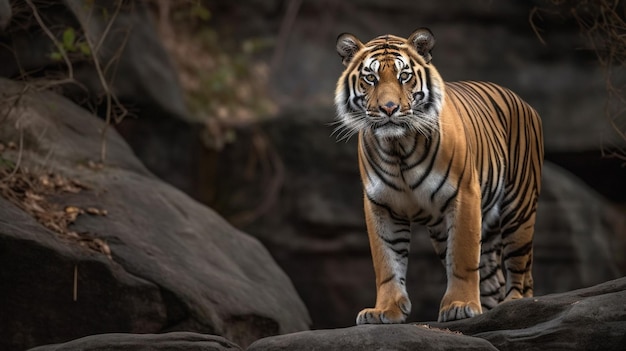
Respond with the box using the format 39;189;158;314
78;42;91;56
0;156;15;169
101;7;109;20
191;4;211;21
63;27;76;51
50;51;63;61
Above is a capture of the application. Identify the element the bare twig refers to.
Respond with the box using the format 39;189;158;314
73;264;78;302
67;0;129;162
24;0;74;80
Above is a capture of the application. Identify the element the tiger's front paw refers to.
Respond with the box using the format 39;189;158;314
438;300;481;322
356;297;411;325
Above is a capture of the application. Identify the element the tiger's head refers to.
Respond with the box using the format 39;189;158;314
334;28;444;140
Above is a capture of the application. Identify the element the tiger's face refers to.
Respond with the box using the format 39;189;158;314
334;28;443;140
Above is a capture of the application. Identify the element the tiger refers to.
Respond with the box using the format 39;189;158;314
333;28;543;324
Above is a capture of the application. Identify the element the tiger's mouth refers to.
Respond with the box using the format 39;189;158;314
371;120;409;138
373;120;404;129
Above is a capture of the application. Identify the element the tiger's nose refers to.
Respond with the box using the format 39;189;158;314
380;101;399;116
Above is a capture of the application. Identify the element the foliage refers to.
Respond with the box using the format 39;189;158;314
154;0;276;149
49;27;92;61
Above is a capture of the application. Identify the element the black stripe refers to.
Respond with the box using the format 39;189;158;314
424;67;435;110
430;148;455;201
503;242;532;261
506;286;523;296
382;236;410;246
372;43;401;51
480;265;501;282
361;138;402;191
365;193;405;221
379;274;395;286
343;75;351;106
409;136;440;189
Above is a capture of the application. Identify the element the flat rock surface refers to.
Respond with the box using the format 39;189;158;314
247;324;498;351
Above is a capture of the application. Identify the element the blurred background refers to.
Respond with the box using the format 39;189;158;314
2;0;625;329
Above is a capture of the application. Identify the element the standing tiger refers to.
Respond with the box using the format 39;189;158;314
334;28;543;324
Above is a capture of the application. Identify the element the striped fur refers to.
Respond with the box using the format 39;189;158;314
334;29;543;324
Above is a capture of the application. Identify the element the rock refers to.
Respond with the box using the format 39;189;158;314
64;0;189;122
27;332;242;351
0;1;206;196
208;107;624;328
247;324;498;351
247;277;626;351
0;78;310;351
430;277;626;351
0;0;188;122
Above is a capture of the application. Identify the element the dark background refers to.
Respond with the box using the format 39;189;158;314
2;0;625;331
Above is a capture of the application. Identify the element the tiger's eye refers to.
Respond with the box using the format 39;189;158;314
363;74;377;83
399;72;411;81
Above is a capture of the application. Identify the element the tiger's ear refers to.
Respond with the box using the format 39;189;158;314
408;28;435;64
336;33;363;66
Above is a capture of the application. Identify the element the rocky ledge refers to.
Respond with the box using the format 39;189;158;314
249;277;626;351
29;277;626;350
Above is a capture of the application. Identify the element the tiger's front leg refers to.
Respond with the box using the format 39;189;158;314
357;197;412;325
437;186;483;322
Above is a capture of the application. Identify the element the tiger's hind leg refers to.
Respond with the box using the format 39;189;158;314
501;212;537;301
479;224;505;310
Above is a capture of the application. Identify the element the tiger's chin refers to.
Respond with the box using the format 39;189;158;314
372;123;409;139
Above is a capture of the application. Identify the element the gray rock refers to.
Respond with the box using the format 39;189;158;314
247;324;498;351
0;78;310;351
28;332;242;351
430;277;626;351
63;0;190;122
0;1;188;122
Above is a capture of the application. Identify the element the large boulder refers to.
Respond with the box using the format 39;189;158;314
208;107;625;328
431;277;626;350
0;78;310;351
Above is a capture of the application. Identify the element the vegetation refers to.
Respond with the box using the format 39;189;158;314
153;0;276;149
